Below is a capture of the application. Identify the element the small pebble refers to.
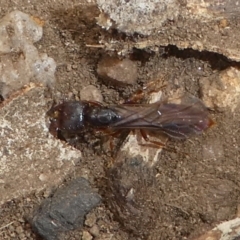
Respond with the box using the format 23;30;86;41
66;64;72;72
89;224;100;237
39;173;48;182
85;212;97;227
80;85;103;102
200;66;240;112
72;64;78;69
97;56;138;87
82;230;93;240
15;226;23;234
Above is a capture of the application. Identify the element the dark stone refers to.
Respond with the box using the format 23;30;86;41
30;177;101;240
105;156;159;238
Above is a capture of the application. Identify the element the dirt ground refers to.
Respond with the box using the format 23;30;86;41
1;1;240;240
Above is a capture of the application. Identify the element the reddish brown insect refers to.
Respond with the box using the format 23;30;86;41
47;96;214;146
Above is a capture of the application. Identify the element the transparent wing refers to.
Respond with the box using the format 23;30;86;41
109;98;214;139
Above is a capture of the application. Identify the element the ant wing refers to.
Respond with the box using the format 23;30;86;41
109;103;162;129
110;97;214;139
153;100;214;139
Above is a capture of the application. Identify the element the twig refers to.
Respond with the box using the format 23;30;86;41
86;44;104;48
0;221;15;231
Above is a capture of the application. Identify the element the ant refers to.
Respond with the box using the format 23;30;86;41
47;81;214;151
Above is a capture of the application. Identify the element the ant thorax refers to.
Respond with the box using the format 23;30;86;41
85;107;121;127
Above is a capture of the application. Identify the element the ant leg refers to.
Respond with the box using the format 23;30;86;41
103;129;130;157
109;136;114;152
95;129;122;155
86;100;104;107
143;78;167;93
98;129;122;138
140;130;166;148
140;130;188;155
124;78;167;104
107;130;126;155
124;89;146;104
106;130;122;152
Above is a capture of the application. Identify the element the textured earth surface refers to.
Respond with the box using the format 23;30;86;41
1;1;240;240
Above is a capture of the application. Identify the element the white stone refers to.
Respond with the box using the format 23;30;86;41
96;0;180;35
0;11;56;98
0;85;81;205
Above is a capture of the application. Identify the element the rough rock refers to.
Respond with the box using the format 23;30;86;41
96;0;240;61
97;0;180;35
199;67;240;112
82;230;93;240
193;218;240;240
30;177;101;240
0;84;81;205
0;11;56;98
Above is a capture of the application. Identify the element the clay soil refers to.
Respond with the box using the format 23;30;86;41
1;1;240;240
